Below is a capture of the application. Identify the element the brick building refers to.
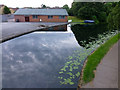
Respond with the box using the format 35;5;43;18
14;8;68;22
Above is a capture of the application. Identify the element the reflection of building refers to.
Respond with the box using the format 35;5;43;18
14;9;68;22
43;25;67;31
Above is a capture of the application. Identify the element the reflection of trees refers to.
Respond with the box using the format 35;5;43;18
71;24;109;48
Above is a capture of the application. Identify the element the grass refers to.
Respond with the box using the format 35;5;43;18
82;33;120;83
68;16;84;23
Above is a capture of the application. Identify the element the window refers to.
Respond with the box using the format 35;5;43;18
59;16;65;19
48;16;53;19
33;15;38;19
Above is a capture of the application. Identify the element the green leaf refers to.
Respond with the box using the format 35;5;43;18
69;66;73;71
67;72;73;76
73;66;78;69
68;56;73;60
75;72;80;77
59;72;63;74
58;77;63;79
69;82;74;85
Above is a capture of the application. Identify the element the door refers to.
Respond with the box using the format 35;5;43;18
25;17;29;22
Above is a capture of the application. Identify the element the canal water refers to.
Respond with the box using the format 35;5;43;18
1;24;117;88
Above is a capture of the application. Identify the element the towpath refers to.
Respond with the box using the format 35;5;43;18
82;40;119;88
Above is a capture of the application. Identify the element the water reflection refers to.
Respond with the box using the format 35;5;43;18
42;25;67;31
2;24;115;88
2;30;81;88
71;24;112;48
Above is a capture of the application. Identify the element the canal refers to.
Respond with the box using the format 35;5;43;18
1;24;117;88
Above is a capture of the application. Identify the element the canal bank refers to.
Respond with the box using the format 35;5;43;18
78;33;120;88
1;22;69;43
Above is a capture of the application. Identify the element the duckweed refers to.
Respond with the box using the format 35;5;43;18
58;30;118;85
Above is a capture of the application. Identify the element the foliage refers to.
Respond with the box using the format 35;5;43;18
41;4;47;8
71;24;110;48
70;2;108;23
66;2;119;24
62;4;74;16
58;24;118;85
83;32;120;83
107;2;120;30
3;6;11;14
58;48;93;85
92;16;99;24
62;4;69;12
68;8;74;16
71;2;85;16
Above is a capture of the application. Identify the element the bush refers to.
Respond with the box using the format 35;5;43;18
3;6;11;14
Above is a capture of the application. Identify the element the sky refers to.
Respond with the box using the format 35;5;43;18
0;0;73;8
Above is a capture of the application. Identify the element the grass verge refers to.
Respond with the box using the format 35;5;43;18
68;16;84;23
82;33;120;83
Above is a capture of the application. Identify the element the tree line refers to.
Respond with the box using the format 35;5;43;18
62;2;120;29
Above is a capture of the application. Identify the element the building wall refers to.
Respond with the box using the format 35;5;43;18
0;6;5;14
15;15;68;22
10;9;15;14
40;15;67;22
14;15;25;22
29;15;40;22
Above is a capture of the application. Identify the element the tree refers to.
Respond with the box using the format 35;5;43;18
70;2;108;23
107;2;120;29
3;6;11;14
62;4;69;12
71;2;85;16
68;8;74;16
41;4;47;8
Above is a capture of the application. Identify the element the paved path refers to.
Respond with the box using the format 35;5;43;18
0;22;68;43
82;40;119;88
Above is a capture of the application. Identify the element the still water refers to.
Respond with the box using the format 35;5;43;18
2;24;116;88
2;25;82;88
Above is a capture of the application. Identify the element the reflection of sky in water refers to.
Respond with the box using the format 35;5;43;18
2;31;82;88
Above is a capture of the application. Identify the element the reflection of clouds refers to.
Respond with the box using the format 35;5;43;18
10;65;16;71
19;54;23;57
2;32;82;88
27;51;44;67
4;43;9;50
42;44;48;47
36;34;80;50
44;53;51;57
16;60;23;64
10;52;14;56
2;32;80;72
60;36;79;46
9;57;13;61
3;54;13;61
47;36;80;50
